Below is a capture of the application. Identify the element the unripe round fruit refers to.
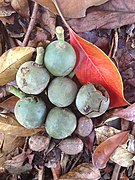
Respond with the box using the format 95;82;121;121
45;107;77;139
15;96;46;129
48;77;78;107
44;41;76;76
16;61;50;95
76;83;110;118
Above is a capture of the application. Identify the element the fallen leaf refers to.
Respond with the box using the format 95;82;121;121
34;0;109;18
0;46;35;85
11;0;29;17
68;0;135;32
59;137;84;155
59;163;101;180
0;96;19;112
95;126;120;144
0;113;44;137
5;163;32;174
4;151;28;168
0;6;15;17
112;103;135;122
110;145;134;167
41;9;56;38
0;134;25;170
70;29;128;108
0;0;10;7
92;131;129;169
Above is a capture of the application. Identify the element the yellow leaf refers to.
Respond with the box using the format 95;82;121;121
0;46;35;85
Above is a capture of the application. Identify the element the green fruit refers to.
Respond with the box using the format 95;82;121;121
16;61;50;95
16;47;50;95
76;84;110;118
44;26;76;76
48;77;78;107
15;96;46;129
45;107;77;139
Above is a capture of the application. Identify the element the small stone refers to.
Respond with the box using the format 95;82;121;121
59;137;83;155
28;134;50;152
77;116;93;137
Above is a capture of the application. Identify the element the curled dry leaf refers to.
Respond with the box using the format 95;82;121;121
0;134;25;170
59;137;84;155
92;131;129;169
34;0;109;18
0;47;35;86
28;134;50;152
112;103;135;122
59;163;101;180
68;0;135;32
0;96;19;112
110;145;134;167
4;151;28;168
0;6;15;17
0;0;9;7
95;126;120;144
11;0;29;17
0;113;44;137
76;116;93;137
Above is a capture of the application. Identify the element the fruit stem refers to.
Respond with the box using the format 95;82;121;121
35;47;45;65
6;86;26;99
56;26;65;47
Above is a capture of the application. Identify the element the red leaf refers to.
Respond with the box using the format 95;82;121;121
69;29;128;108
92;131;129;169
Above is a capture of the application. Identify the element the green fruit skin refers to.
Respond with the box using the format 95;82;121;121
45;107;77;139
48;77;78;107
15;97;46;129
44;41;76;76
76;84;110;118
16;61;50;95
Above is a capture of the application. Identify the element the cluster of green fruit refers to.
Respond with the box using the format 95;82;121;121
7;26;110;140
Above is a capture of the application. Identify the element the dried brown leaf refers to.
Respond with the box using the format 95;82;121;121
0;0;10;7
41;9;56;38
0;113;44;137
92;131;129;169
112;103;135;122
0;6;15;17
68;0;135;32
11;0;29;17
5;151;27;168
34;0;109;18
110;145;134;167
0;96;19;112
95;126;120;144
59;137;84;155
0;47;35;85
59;163;101;180
0;134;25;171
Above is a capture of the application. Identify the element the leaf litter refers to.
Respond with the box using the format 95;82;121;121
0;0;134;179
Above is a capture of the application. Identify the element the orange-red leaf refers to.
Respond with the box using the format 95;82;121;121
69;29;128;108
92;131;129;169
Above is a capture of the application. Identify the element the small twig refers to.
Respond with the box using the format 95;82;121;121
22;2;39;47
111;164;121;180
112;29;119;59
